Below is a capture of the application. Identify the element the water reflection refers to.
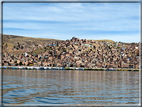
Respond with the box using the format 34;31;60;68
3;70;139;104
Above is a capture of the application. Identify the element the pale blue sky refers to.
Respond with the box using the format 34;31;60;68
3;3;140;43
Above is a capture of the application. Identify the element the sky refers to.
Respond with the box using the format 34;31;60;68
3;2;140;43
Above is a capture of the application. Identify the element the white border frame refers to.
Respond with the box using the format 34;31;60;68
1;0;141;106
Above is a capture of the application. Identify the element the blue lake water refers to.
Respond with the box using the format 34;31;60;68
2;69;140;105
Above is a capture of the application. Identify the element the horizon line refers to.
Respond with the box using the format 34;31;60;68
2;33;140;43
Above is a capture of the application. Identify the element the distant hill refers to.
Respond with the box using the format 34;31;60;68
2;34;63;55
3;34;117;47
3;34;132;55
3;34;62;47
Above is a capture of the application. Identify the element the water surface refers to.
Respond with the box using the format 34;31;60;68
2;70;140;105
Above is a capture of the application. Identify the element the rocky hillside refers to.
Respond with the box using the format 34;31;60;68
2;34;62;55
2;35;139;69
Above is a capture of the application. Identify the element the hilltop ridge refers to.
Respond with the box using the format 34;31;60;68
2;34;63;55
2;34;117;55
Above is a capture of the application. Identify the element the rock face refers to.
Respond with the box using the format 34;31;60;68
2;36;140;69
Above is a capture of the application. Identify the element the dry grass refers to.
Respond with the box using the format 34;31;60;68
2;34;63;54
3;34;62;46
89;39;115;43
8;50;25;55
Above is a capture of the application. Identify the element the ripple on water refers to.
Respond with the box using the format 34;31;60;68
3;88;39;98
33;96;75;104
3;84;23;89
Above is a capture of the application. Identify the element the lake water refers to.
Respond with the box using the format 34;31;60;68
2;69;140;105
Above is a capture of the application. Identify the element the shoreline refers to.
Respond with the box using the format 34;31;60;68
1;66;139;71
